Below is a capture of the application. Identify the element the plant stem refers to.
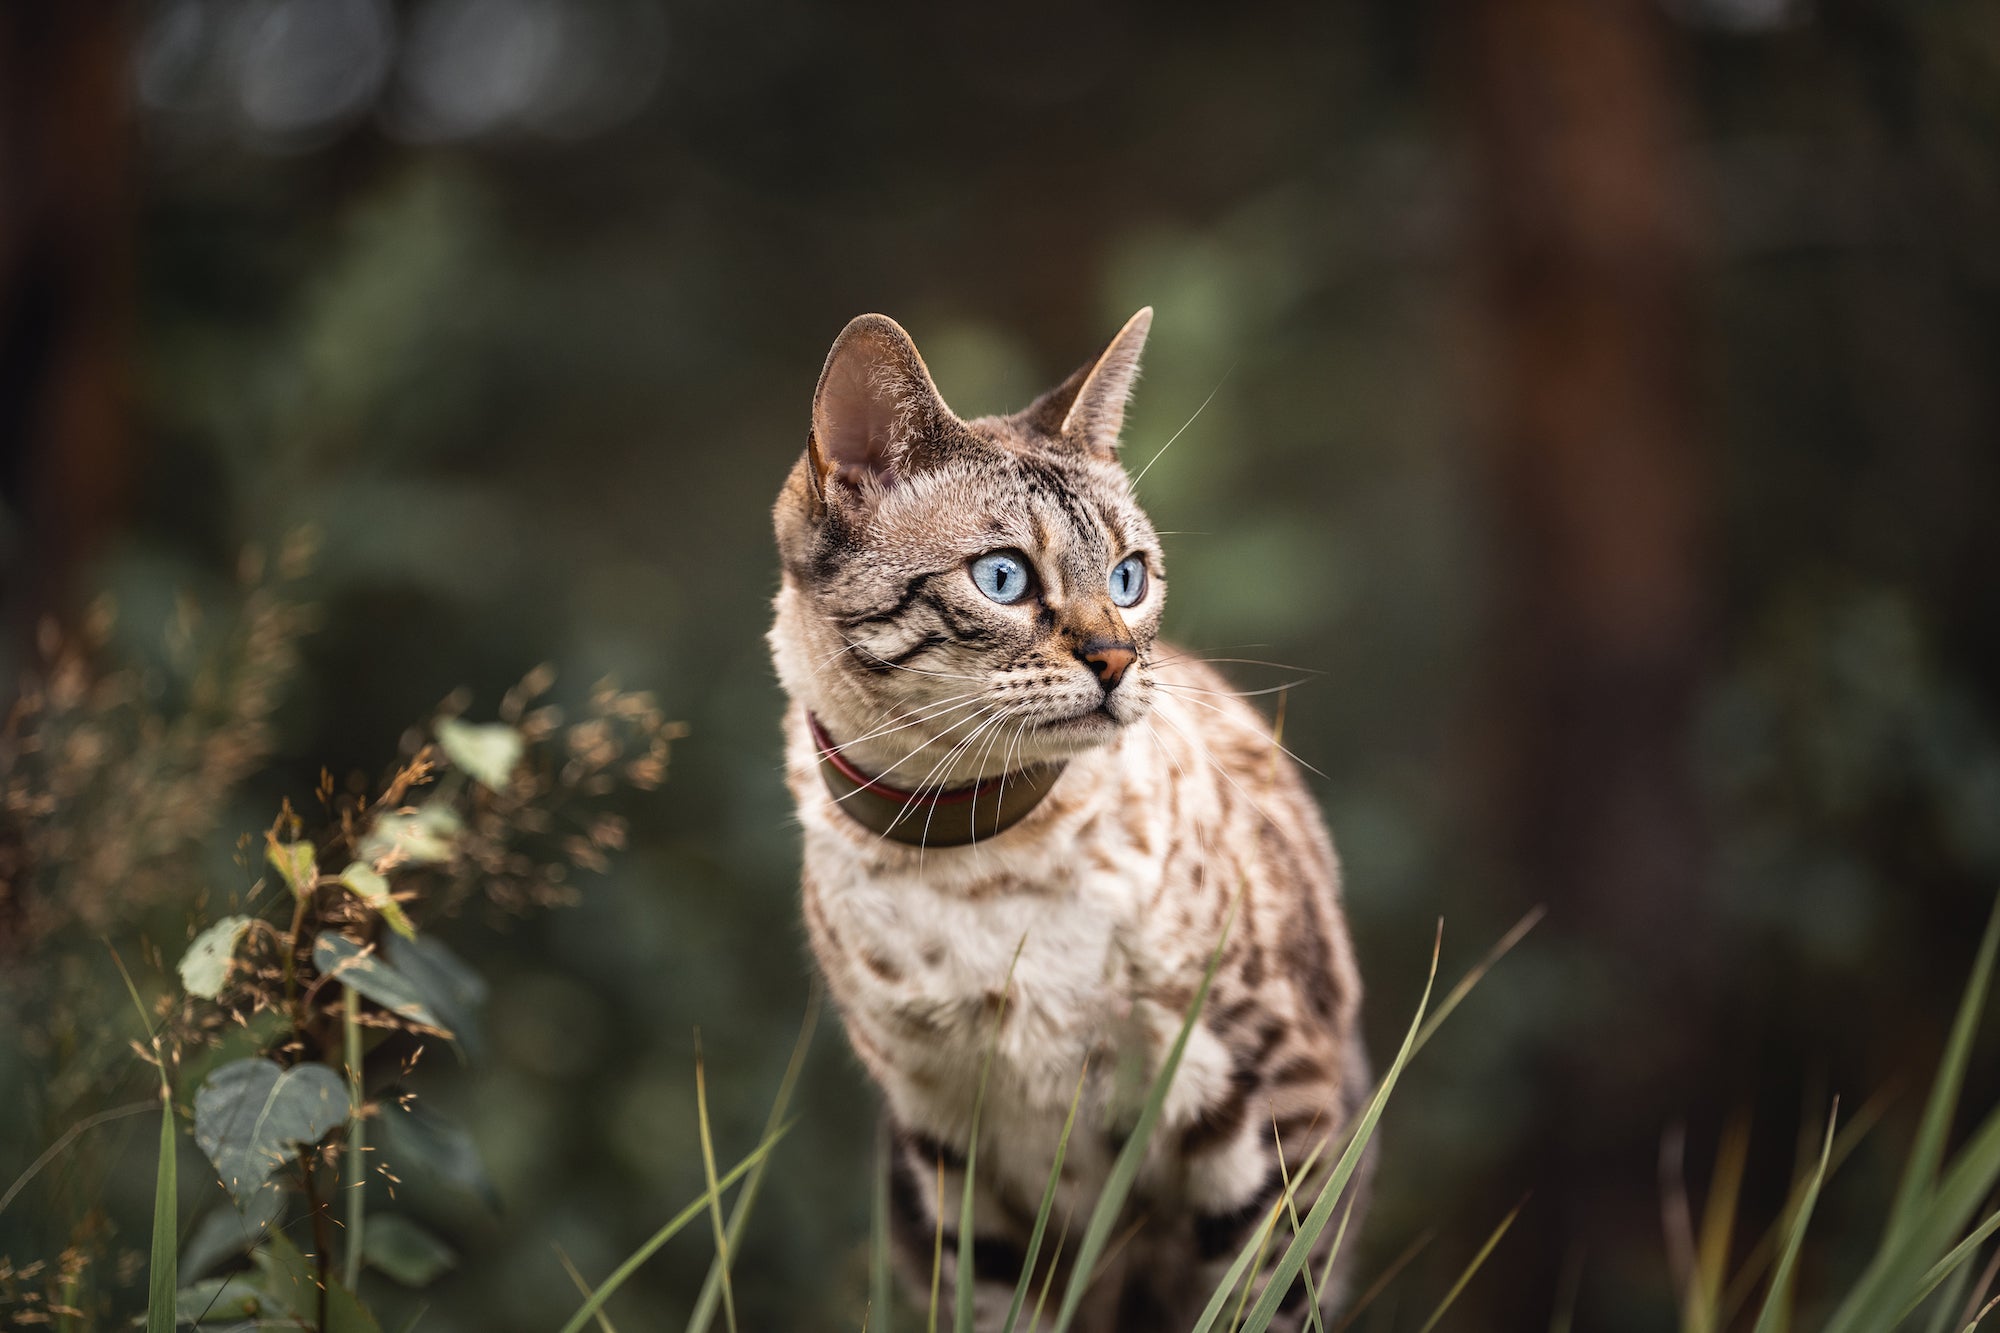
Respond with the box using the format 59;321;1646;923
304;1148;332;1331
281;881;312;1002
342;986;365;1292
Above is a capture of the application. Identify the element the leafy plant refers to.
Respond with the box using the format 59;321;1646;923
136;670;676;1330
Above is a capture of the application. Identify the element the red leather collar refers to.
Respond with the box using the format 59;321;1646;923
807;712;1067;846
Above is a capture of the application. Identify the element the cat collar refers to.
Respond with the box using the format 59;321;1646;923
807;713;1068;847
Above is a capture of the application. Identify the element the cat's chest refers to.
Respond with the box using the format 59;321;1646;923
812;833;1160;1101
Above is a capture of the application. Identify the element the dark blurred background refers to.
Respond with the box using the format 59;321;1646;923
4;0;2000;1328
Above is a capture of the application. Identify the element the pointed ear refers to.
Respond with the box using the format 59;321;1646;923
1022;307;1152;458
807;314;956;502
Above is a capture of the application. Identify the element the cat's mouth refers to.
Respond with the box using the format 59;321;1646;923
1040;699;1128;734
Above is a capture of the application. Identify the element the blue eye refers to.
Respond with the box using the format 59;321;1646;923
1109;555;1148;607
970;552;1033;604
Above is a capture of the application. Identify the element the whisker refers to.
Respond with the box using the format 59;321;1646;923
1159;689;1329;781
967;711;1040;860
840;639;985;682
827;692;987;754
831;704;1000;804
1148;652;1320;676
1150;705;1283;828
898;707;1022;852
1132;364;1236;488
884;705;1014;819
1152;678;1319;700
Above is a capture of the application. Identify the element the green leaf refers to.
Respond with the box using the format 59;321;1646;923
313;934;447;1031
358;804;462;869
179;917;254;999
174;1010;292;1105
385;934;488;1056
192;1058;347;1205
266;840;318;898
374;1099;500;1211
253;1233;382;1333
436;718;524;792
174;1271;290;1326
338;862;416;940
180;1188;287;1282
363;1213;457;1287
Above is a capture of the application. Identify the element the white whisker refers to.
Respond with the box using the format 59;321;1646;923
1131;364;1235;488
1158;689;1328;781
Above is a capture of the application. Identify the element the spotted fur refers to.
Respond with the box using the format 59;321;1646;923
769;310;1371;1330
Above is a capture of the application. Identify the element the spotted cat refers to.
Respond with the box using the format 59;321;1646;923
768;309;1370;1329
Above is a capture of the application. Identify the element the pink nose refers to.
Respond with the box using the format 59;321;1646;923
1081;642;1136;690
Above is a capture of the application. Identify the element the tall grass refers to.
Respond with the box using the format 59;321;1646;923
121;894;1999;1331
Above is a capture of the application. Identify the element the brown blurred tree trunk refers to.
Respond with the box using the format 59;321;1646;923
1448;0;1711;1314
0;1;135;634
0;3;134;950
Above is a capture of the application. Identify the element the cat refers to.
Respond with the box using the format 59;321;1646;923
768;308;1371;1330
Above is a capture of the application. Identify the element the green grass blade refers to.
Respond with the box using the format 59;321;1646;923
554;1120;794;1333
0;1100;155;1220
1306;1193;1358;1333
1898;1206;2000;1326
1227;1197;1285;1333
1752;1105;1837;1333
1413;1199;1524;1333
1027;1213;1072;1333
1921;1249;1977;1333
1328;1230;1435;1333
1236;930;1442;1333
687;996;819;1333
554;1244;623;1333
1272;1138;1327;1333
958;941;1025;1333
1827;1101;2000;1333
691;1035;739;1333
1001;1061;1090;1333
1717;1087;1893;1328
1047;894;1242;1333
343;986;366;1292
1411;907;1544;1058
147;1097;177;1333
1189;1200;1278;1333
1186;1140;1333;1333
871;1124;893;1333
929;1157;945;1333
1548;1249;1585;1333
1891;893;2000;1234
110;941;177;1333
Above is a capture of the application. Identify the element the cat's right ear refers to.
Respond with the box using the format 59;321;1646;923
806;314;953;511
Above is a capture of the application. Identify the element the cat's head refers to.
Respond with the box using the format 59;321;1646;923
770;309;1163;784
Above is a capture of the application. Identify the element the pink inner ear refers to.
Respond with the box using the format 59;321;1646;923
815;341;909;489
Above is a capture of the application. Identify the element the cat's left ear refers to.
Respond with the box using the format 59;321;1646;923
807;314;957;508
1023;306;1152;458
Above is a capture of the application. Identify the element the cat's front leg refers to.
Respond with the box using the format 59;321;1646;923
881;1118;1052;1331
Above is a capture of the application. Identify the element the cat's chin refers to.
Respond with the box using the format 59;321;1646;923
1027;701;1143;756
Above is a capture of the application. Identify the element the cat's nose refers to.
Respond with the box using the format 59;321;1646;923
1079;640;1137;691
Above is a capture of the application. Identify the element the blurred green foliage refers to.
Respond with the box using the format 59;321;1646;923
5;1;2000;1329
